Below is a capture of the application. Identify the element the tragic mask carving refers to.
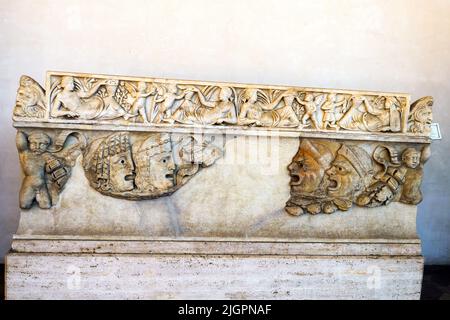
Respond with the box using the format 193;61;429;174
288;139;334;194
408;96;433;135
133;134;176;192
83;132;222;199
326;144;373;199
84;133;135;194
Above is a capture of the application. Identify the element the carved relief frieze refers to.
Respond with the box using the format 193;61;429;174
12;71;433;214
11;72;434;137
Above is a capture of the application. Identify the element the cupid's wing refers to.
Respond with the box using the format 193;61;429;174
53;143;83;166
81;78;96;91
203;86;220;102
373;145;401;171
314;94;326;107
49;78;62;106
257;89;270;105
50;131;87;166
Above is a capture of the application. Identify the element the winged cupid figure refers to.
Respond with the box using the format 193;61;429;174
17;131;86;209
296;93;325;129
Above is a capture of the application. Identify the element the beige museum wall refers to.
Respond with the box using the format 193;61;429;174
0;0;449;264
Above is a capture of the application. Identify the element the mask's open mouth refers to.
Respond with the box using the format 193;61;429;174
165;173;175;180
290;174;301;185
125;174;135;181
327;178;340;191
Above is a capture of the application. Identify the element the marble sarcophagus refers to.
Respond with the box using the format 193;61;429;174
6;71;433;299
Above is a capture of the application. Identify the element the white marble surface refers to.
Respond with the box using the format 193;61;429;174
16;136;418;240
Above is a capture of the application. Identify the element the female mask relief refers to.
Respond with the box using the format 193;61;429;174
133;133;176;194
83;132;222;199
83;133;135;195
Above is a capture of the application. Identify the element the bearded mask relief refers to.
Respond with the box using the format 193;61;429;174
286;139;340;215
326;145;373;199
286;138;429;216
288;140;334;194
287;139;375;215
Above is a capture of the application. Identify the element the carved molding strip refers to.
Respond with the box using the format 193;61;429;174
12;71;433;138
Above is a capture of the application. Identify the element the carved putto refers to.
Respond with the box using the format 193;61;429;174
83;132;222;199
16;130;85;209
285;139;430;215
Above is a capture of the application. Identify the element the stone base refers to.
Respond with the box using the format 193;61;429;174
5;237;424;300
